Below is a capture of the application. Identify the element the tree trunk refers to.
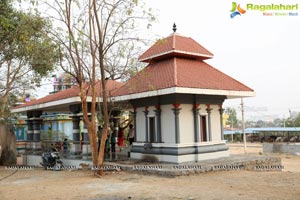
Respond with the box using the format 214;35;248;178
80;85;98;166
97;128;108;175
0;94;8;115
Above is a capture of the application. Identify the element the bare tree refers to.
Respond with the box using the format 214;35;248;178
104;41;147;81
33;0;155;175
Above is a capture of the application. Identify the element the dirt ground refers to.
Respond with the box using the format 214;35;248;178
1;143;300;200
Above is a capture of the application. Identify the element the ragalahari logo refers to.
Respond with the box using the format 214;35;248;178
230;2;246;18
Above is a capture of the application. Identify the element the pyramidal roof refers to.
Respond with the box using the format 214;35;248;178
139;33;214;62
113;32;255;99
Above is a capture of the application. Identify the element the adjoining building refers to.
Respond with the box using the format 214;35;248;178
11;27;255;164
12;80;123;159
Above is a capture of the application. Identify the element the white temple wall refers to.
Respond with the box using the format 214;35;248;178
211;105;222;141
179;104;194;143
161;104;175;143
136;107;146;142
134;103;222;144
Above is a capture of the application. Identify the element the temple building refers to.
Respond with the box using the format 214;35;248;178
12;26;255;164
113;27;255;163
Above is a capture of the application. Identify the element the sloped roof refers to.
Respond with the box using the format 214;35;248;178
12;32;254;113
112;57;253;97
14;80;124;109
139;33;214;62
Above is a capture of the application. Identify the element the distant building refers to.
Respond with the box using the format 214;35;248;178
51;73;76;94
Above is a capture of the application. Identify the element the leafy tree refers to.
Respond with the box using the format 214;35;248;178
273;118;284;127
0;0;58;117
225;107;238;128
294;113;300;127
33;0;155;175
285;112;300;127
255;120;266;127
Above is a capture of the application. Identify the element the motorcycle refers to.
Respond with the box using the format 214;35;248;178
40;150;64;170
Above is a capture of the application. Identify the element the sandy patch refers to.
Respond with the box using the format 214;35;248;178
0;143;299;200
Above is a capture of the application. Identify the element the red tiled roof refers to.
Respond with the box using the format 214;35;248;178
112;57;253;96
139;34;214;62
14;80;124;109
13;33;253;111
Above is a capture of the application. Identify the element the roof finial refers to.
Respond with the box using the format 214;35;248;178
173;23;177;33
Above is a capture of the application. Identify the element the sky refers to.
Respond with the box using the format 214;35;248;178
144;0;300;120
37;0;300;121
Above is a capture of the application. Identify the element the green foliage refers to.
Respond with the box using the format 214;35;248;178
0;1;58;77
0;0;58;117
1;12;57;75
294;114;300;127
285;113;300;127
225;107;238;127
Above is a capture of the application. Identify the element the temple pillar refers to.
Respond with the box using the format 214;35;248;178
26;119;33;152
154;105;162;143
193;104;200;142
219;105;225;140
82;117;91;158
112;116;120;160
70;114;82;158
132;108;137;142
172;104;181;144
206;104;213;142
32;118;42;154
69;104;82;158
143;107;149;142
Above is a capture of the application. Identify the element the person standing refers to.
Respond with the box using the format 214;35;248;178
97;126;103;153
128;124;134;145
118;119;131;147
111;131;116;160
105;127;110;153
117;127;125;147
62;138;69;151
62;138;69;157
